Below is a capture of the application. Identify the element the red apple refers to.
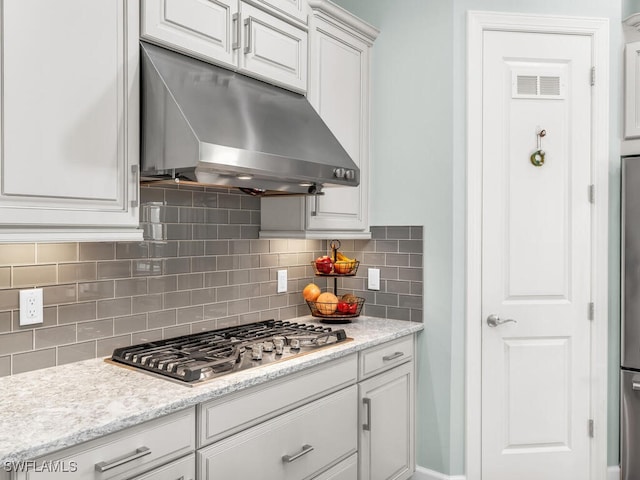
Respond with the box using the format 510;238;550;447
315;255;333;274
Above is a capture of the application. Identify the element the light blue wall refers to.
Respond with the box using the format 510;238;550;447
331;0;457;473
333;0;622;475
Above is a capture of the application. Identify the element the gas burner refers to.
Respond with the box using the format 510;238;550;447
109;320;349;386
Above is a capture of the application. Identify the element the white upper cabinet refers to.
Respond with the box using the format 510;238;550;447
260;0;378;239
141;0;308;92
622;14;640;155
0;0;141;242
141;0;239;70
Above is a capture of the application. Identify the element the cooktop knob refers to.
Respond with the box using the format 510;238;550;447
345;169;356;181
334;167;346;179
274;337;285;355
251;344;263;361
290;338;301;350
263;341;274;352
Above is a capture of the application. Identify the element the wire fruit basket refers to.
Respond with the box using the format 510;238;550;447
306;296;365;323
310;259;359;276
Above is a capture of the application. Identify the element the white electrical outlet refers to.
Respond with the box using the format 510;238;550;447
20;288;44;326
368;268;380;291
277;269;287;293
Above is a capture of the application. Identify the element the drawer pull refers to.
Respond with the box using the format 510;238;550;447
382;351;404;362
363;397;371;431
282;444;314;463
232;13;240;50
244;17;253;54
94;446;151;472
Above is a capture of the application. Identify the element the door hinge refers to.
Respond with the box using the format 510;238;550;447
588;419;594;437
588;184;595;204
591;67;596;86
588;302;595;321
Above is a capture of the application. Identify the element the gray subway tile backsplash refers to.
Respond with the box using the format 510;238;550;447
0;184;423;375
77;318;113;341
12;348;56;374
57;341;96;366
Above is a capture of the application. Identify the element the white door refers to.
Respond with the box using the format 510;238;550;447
481;30;593;479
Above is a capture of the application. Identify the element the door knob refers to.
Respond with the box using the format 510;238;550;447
486;314;517;327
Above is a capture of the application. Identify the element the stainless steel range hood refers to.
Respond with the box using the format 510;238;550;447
140;42;359;195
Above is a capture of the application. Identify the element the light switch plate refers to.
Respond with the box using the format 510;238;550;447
277;270;287;293
368;268;380;291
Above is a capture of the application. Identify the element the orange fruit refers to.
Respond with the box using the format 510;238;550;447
302;283;321;302
316;292;338;315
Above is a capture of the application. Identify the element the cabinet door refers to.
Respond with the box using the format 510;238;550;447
626;41;640;139
359;362;414;480
0;0;140;238
260;0;307;24
141;0;238;69
239;2;307;92
306;16;371;233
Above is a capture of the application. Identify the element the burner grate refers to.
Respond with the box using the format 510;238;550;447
110;319;348;385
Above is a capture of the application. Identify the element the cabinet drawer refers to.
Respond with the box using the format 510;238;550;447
17;408;195;480
313;453;357;480
359;336;413;380
198;386;357;480
130;453;195;480
198;354;357;446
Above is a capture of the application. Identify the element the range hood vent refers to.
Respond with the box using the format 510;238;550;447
140;42;359;195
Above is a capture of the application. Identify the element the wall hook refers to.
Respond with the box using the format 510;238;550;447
530;129;546;167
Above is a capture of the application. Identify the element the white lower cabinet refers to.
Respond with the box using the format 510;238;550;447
359;363;414;480
197;386;358;479
14;408;195;480
10;335;415;480
358;336;415;480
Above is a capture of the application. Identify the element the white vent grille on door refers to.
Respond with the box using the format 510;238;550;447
517;76;538;95
511;66;566;100
539;76;561;96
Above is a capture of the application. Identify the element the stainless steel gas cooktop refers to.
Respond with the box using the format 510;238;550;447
108;319;350;386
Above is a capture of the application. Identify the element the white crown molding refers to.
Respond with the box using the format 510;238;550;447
307;0;379;42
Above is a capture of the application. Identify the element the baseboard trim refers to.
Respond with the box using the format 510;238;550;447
411;465;618;480
609;465;620;480
411;466;466;480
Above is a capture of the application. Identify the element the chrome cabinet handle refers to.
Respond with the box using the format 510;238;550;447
486;314;517;327
382;351;404;362
363;397;371;431
95;446;151;472
282;444;314;463
243;17;253;54
232;13;240;50
130;164;139;208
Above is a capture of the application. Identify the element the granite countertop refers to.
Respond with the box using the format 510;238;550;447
0;316;422;464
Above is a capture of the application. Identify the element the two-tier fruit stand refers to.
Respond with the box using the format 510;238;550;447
307;239;364;323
